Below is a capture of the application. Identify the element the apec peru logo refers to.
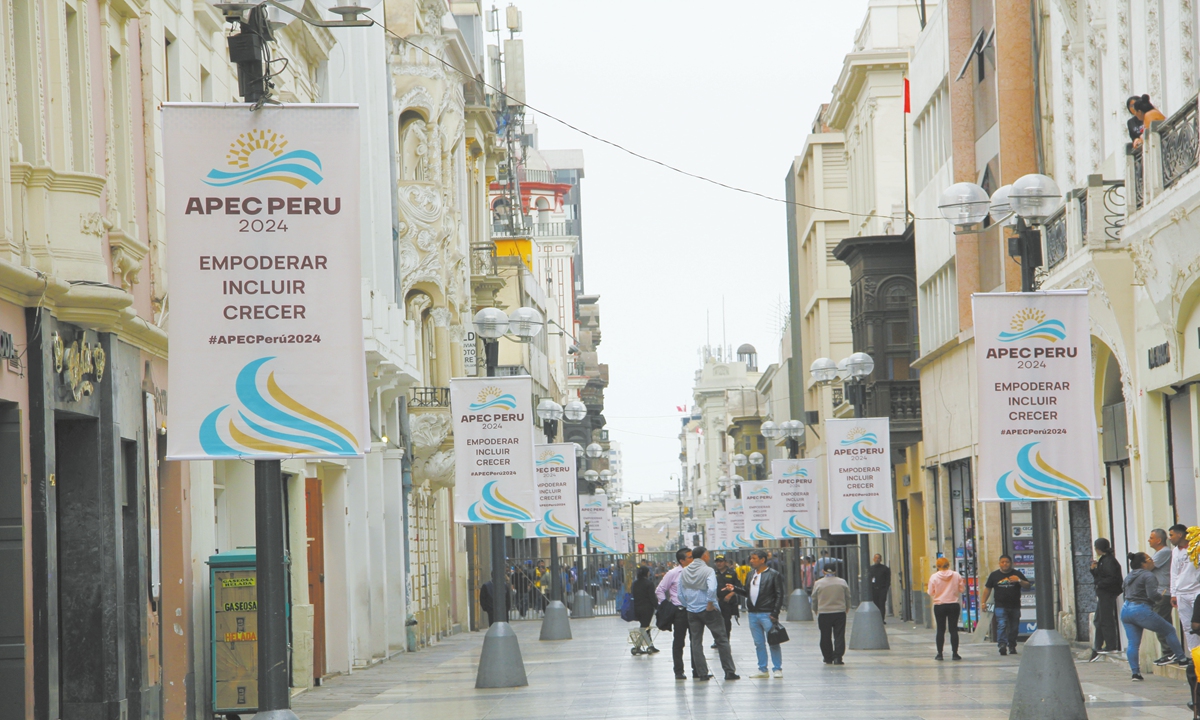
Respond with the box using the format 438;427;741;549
781;465;809;479
204;130;324;189
839;427;878;447
469;386;517;411
536;450;566;467
998;308;1066;343
746;486;771;496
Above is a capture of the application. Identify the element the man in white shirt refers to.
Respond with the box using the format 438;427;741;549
1170;524;1200;652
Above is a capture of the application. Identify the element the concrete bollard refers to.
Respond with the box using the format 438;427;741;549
572;590;594;618
475;622;529;689
539;600;572;640
1009;630;1088;720
848;601;889;650
786;589;814;622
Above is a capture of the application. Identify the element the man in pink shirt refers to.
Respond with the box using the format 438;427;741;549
656;547;693;679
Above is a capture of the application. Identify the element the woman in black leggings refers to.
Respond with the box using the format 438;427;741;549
926;557;967;660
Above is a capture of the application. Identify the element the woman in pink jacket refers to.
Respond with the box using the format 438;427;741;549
927;557;967;661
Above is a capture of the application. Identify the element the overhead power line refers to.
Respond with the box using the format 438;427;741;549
374;19;940;223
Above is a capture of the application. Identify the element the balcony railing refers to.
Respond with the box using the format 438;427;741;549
410;387;450;407
470;242;497;277
1132;146;1144;210
519;168;558;185
495;365;530;377
864;380;921;421
831;387;845;407
1161;100;1199;189
491;219;578;239
1044;205;1068;269
567;358;586;376
1102;181;1125;242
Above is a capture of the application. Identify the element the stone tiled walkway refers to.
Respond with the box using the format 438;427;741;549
292;612;1194;720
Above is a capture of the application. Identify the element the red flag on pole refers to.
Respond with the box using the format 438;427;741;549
904;78;911;113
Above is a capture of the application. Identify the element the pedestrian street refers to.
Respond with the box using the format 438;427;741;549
291;615;1194;720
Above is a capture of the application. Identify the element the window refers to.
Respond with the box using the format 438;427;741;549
913;85;951;191
200;66;213;103
165;34;180;102
919;263;958;352
13;0;39;162
66;3;89;170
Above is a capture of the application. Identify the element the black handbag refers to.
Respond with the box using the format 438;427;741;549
655;600;677;631
767;621;790;646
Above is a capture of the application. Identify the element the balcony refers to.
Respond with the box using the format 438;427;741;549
864;380;922;446
1161;100;1199;190
1038;176;1126;281
410;387;450;408
567;358;586;376
495;365;530;377
491;219;579;239
1127;92;1200;213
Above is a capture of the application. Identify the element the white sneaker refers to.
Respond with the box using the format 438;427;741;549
772;670;783;679
750;671;769;679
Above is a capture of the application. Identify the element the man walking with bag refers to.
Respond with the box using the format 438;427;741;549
680;546;738;681
655;548;692;679
727;549;785;678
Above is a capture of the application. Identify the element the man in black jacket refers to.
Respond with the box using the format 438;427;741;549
869;554;891;623
725;549;785;678
713;555;740;645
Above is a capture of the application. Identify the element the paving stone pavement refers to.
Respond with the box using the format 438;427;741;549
291;613;1196;720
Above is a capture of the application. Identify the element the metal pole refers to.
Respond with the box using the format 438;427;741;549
255;459;298;719
543;421;561;602
631;503;636;551
491;523;508;623
1018;222;1056;631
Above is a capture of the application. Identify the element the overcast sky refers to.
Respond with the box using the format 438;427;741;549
514;1;870;498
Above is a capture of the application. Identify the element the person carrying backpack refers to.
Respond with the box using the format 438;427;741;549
1089;537;1124;661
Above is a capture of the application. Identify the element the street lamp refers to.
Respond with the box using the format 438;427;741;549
731;452;748;484
749;451;764;480
810;357;839;385
585;442;603;459
780;419;804;459
760;420;779;441
563;399;588;422
536;399;563;442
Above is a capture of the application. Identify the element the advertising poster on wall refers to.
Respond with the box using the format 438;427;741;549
825;418;895;534
449;376;537;524
579;494;617;553
521;443;579;537
163;104;367;460
973;291;1101;502
714;510;729;551
741;481;777;541
770;459;821;539
725;496;751;548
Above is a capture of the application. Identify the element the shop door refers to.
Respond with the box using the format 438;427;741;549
898;499;912;621
1105;461;1134;572
0;404;24;718
305;478;326;681
947;461;979;631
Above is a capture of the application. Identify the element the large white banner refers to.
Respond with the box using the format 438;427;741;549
579;494;617;553
742;481;777;541
705;518;716;548
450;376;536;524
771;459;821;539
974;291;1101;501
826;417;895;534
163;104;367;460
714;510;729;550
725;496;752;548
522;443;579;537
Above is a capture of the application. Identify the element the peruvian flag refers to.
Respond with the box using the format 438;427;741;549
904;78;911;114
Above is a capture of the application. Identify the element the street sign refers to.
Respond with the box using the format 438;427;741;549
973;291;1101;501
826;418;895;533
163;104;367;460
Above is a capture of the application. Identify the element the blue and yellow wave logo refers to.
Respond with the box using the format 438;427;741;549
750;523;774;541
469;386;518;411
199;357;358;457
996;442;1091;500
204;130;323;189
533;510;576;537
781;517;818;539
782;466;809;479
840;501;893;533
588;531;617;554
840;427;878;447
467;481;533;522
583;499;604;508
998;308;1066;343
747;487;771;496
536;451;566;467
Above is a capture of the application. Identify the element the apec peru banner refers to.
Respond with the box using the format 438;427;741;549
973;291;1101;502
725;496;751;548
741;481;777;541
705;518;716;548
450;376;537;524
164;104;367;460
826;418;895;534
714;510;729;550
579;493;617;553
770;459;821;539
521;443;579;537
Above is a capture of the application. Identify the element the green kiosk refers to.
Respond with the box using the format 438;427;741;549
209;548;259;718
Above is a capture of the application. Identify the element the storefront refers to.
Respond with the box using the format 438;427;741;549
0;300;29;717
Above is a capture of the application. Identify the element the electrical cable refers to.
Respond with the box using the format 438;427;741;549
371;19;943;223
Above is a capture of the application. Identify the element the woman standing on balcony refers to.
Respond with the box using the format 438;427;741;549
1128;95;1167;148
